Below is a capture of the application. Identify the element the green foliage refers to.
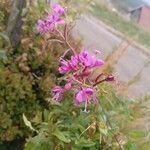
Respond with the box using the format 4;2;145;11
0;0;11;27
129;131;148;139
24;90;136;150
0;38;59;141
124;140;137;150
0;10;4;23
0;1;65;142
0;0;77;143
0;68;41;141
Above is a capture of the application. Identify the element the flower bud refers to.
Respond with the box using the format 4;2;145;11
64;82;72;91
105;75;115;82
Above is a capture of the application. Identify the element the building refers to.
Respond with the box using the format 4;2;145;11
109;0;144;14
110;0;150;30
138;5;150;29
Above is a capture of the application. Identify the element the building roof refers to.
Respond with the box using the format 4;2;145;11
110;0;146;12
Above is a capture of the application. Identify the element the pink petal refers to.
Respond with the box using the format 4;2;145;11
94;59;104;67
52;4;65;15
75;91;84;104
52;86;63;93
84;88;93;95
56;18;65;25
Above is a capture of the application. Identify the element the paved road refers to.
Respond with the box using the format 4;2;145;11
73;15;150;98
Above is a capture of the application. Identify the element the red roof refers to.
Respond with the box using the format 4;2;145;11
139;6;150;29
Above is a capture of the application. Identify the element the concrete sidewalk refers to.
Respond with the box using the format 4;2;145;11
73;15;150;98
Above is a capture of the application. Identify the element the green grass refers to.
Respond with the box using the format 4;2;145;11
90;3;150;49
138;141;150;150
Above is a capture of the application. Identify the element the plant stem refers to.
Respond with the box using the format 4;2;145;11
56;28;76;55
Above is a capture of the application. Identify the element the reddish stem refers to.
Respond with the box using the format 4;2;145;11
95;73;104;83
93;79;106;87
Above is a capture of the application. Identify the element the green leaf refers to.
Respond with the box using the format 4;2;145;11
0;50;7;60
23;114;36;131
124;140;137;150
99;128;108;135
43;109;49;121
25;135;53;150
75;138;96;147
52;129;71;143
0;33;11;47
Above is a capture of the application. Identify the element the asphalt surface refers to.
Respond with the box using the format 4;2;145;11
73;15;150;98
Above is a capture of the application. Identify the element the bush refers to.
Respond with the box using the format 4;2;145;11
0;48;59;142
0;1;69;142
0;68;38;141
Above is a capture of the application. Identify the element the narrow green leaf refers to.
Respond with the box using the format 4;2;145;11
23;114;36;131
0;33;11;47
75;138;96;147
52;129;71;143
0;50;7;60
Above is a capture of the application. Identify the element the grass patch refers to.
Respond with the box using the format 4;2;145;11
90;3;150;49
138;141;150;150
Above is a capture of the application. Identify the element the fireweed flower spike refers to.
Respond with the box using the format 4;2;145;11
51;48;114;112
37;4;65;33
51;49;115;111
52;49;107;111
37;4;114;112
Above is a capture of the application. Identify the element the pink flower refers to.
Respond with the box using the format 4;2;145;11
59;56;79;74
37;4;65;33
58;50;104;76
79;51;104;68
75;88;98;112
52;86;64;101
47;14;65;26
76;88;91;101
37;20;48;33
75;88;93;104
58;59;70;74
52;4;65;16
69;55;79;71
78;51;88;63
